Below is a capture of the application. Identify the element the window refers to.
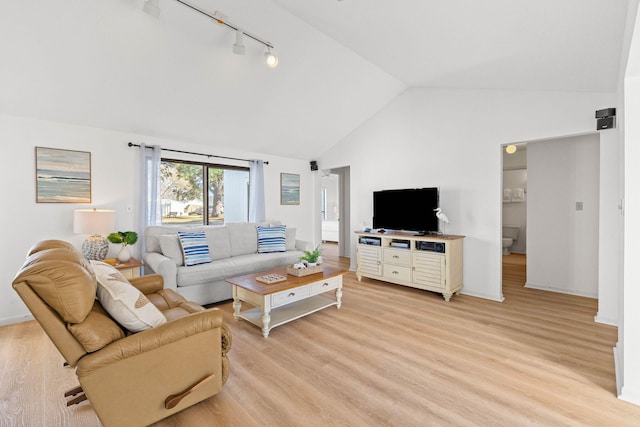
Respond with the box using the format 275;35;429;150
160;159;249;225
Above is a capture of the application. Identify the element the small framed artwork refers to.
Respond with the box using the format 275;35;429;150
280;173;300;205
35;147;92;203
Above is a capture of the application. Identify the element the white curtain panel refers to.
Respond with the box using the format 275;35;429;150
138;144;162;250
249;160;266;222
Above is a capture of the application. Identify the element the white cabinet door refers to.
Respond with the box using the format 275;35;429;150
412;252;445;289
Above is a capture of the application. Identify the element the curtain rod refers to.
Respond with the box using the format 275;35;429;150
127;142;268;165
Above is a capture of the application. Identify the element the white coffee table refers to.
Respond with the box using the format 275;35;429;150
227;266;346;337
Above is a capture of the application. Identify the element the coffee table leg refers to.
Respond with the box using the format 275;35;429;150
261;309;271;338
233;298;241;320
336;285;343;309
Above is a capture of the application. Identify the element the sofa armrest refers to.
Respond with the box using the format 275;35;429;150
142;252;177;291
129;274;164;295
75;308;223;376
295;239;314;252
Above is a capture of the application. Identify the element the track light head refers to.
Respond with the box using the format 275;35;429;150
233;30;245;55
142;0;160;19
264;47;279;68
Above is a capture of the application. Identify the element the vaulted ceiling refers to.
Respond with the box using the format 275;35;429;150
0;1;630;160
274;0;629;92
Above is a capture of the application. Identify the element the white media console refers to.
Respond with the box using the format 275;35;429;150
355;231;464;301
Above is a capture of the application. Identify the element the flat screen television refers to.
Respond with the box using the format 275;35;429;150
373;187;439;234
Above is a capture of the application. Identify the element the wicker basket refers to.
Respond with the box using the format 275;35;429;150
286;264;323;277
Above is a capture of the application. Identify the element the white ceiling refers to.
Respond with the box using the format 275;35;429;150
0;1;631;160
273;0;629;92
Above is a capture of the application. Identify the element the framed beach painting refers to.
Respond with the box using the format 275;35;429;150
280;173;300;205
35;147;91;203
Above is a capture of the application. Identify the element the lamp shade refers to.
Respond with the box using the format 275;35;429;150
73;209;116;235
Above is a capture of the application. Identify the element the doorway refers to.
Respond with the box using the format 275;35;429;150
320;166;350;259
501;134;600;299
502;143;528;288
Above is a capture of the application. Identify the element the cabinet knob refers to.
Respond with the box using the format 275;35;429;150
393;255;399;259
393;271;399;275
322;283;329;287
288;292;295;297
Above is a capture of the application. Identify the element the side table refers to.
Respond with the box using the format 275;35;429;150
111;257;144;279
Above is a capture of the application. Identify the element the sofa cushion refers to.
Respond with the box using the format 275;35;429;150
205;226;231;261
158;234;184;266
257;225;287;253
286;227;296;251
227;223;259;256
176;251;305;287
178;231;212;267
92;261;167;332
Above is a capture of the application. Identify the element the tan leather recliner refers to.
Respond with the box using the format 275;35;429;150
12;240;232;427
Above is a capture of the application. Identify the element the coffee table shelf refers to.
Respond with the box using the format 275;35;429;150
227;266;347;337
236;294;338;332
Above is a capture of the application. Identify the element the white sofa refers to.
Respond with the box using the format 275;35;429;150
142;222;313;305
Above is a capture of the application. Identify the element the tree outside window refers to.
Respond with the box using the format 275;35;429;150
160;160;249;225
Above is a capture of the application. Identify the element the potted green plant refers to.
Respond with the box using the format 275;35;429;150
300;246;322;267
107;231;138;263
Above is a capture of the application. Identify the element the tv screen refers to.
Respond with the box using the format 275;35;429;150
373;187;439;234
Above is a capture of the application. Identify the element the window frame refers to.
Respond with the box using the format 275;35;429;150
160;157;249;225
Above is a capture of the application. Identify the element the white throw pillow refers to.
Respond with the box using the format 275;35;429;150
91;261;167;332
158;234;184;266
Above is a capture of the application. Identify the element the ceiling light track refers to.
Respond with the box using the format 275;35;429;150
144;0;279;66
173;0;274;49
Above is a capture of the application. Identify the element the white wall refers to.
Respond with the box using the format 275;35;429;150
502;169;527;254
503;148;527;170
621;0;640;405
526;134;600;297
321;174;340;221
0;113;314;326
320;87;616;302
321;173;340;242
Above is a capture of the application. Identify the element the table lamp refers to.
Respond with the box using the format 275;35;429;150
73;208;116;260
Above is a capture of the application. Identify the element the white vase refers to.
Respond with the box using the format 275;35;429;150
117;245;132;263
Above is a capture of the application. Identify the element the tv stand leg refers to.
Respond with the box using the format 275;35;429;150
442;293;452;302
356;272;362;281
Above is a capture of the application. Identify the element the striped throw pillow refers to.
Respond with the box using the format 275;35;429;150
177;231;212;266
257;225;287;253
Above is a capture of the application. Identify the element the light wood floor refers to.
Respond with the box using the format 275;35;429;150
2;250;640;426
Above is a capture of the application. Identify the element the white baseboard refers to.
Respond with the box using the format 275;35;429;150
524;282;597;299
594;313;618;326
459;289;505;302
614;343;622;397
620;385;640;406
0;313;34;327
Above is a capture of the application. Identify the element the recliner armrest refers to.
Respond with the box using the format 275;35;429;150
129;274;164;295
75;308;223;376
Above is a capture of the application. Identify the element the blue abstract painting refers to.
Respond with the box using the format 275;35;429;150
36;147;91;203
280;173;300;205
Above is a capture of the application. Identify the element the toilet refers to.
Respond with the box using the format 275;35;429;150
502;225;520;255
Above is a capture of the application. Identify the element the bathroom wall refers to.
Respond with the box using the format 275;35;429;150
527;133;600;297
502;168;527;253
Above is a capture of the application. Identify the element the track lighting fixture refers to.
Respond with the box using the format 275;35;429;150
142;0;161;18
264;47;279;68
145;1;279;68
233;30;246;55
